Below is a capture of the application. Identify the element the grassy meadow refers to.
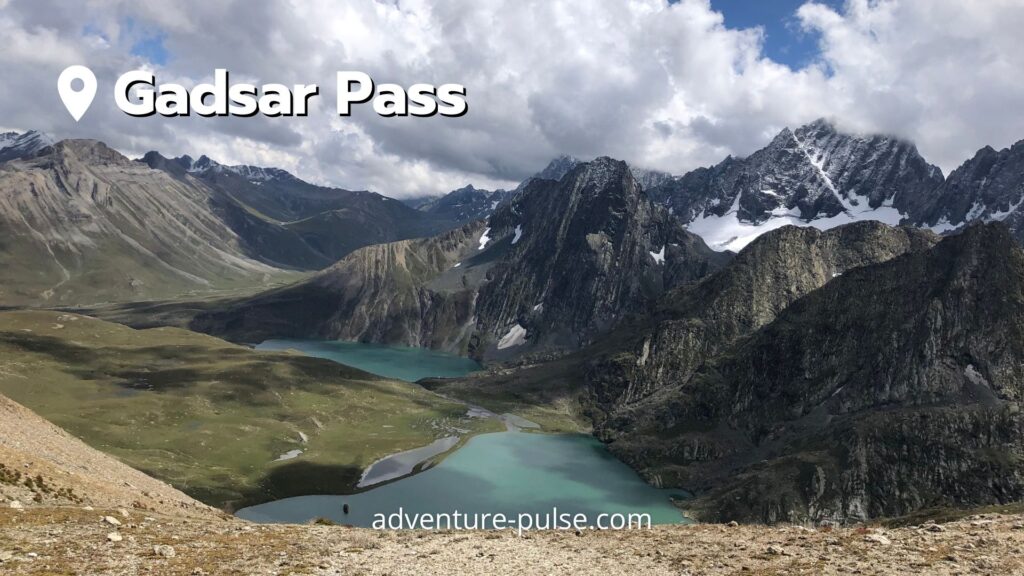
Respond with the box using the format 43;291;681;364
0;310;501;509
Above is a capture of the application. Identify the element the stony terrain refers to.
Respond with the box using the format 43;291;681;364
3;390;1024;575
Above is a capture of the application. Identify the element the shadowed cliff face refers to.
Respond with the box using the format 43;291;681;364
190;157;728;359
585;221;940;425
597;223;1024;523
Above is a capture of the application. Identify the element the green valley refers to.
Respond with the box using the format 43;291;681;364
0;310;501;510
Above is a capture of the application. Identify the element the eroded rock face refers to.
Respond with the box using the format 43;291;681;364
596;223;1024;523
191;222;486;353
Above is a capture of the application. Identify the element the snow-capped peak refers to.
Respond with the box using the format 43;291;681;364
0;130;56;162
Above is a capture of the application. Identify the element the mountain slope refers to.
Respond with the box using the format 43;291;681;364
0;391;211;517
0;130;55;162
604;223;1024;523
141;152;453;269
0;140;287;306
190;222;486;351
413;184;513;224
474;157;727;354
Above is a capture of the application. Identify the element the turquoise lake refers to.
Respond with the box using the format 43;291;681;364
255;339;483;382
240;340;688;527
238;432;687;527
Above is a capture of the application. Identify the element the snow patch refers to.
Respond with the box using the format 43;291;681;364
511;224;523;245
478;227;491;250
497;323;528;349
986;197;1024;222
964;364;989;387
927;217;959;234
687;191;907;253
649;245;665;265
274;449;303;462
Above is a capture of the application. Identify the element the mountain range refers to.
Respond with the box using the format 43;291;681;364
5;118;1024;525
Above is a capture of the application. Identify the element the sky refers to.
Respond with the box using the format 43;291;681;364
709;0;844;67
0;0;1022;198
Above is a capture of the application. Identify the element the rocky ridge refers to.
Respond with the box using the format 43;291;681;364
596;223;1024;523
189;157;728;359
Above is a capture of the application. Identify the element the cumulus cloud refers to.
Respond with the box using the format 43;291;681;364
0;0;1021;196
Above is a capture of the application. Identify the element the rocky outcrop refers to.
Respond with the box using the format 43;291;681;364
600;223;1024;523
413;184;513;225
472;157;727;356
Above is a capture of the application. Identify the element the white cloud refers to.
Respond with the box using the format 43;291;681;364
0;0;1021;197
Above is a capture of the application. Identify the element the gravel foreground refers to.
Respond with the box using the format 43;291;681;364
2;506;1024;575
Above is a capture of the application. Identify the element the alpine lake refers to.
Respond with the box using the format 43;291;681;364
237;339;689;528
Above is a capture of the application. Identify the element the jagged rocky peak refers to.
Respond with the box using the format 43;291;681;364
650;118;944;252
416;184;512;223
140;151;296;184
513;154;582;192
630;166;674;191
475;156;725;354
914;138;1024;243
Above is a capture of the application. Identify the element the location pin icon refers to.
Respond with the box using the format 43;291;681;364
57;65;97;122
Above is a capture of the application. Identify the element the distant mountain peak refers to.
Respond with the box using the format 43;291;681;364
0;130;56;162
142;152;298;184
648;121;944;251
